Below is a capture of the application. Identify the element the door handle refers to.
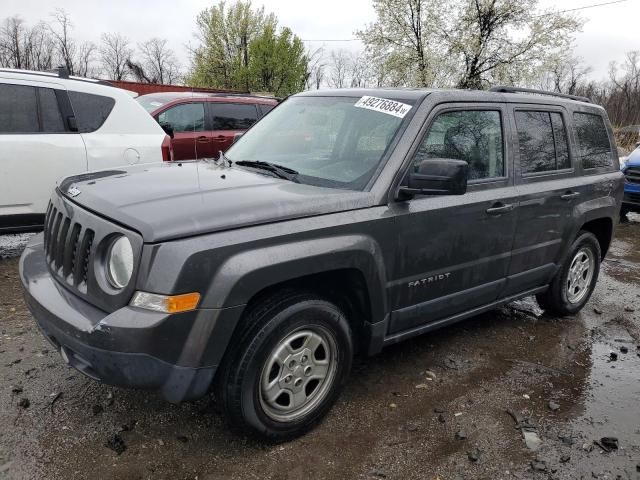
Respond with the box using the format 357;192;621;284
486;203;515;215
214;135;226;140
196;136;210;143
560;191;580;200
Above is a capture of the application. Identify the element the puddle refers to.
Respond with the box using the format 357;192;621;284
576;323;640;443
0;233;33;259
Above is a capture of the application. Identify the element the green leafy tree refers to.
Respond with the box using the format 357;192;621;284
188;1;275;91
248;25;308;96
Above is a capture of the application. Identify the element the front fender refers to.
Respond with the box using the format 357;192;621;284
201;234;388;324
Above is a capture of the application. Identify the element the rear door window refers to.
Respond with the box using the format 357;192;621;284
68;91;116;133
573;112;613;169
157;103;205;132
515;111;571;173
38;88;65;133
0;84;39;133
212;103;258;130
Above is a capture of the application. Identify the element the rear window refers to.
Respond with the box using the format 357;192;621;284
212;103;258;130
573;112;613;170
68;91;115;133
515;111;570;173
0;84;39;133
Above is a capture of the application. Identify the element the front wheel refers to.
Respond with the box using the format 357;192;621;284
215;292;353;441
536;231;601;316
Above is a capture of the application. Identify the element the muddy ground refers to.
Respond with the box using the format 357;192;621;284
1;223;639;480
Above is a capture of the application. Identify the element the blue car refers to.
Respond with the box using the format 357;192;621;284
621;147;640;218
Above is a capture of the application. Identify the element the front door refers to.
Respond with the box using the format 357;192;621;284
505;106;578;296
389;105;519;334
157;102;207;160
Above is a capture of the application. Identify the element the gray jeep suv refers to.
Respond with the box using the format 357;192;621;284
20;87;623;441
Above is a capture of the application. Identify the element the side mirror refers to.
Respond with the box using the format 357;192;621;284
233;132;244;144
399;158;468;198
160;123;174;139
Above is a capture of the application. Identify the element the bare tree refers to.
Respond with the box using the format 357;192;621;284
540;55;592;95
75;41;96;77
138;37;180;84
328;49;350;88
304;47;325;90
349;51;372;88
0;16;56;70
99;33;132;80
48;9;76;74
47;8;96;76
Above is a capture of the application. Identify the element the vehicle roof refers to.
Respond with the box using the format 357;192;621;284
0;67;130;99
137;91;278;104
296;87;602;111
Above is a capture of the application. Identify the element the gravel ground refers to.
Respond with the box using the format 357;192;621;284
1;222;639;480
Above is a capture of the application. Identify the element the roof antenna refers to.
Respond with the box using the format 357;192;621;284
56;66;69;79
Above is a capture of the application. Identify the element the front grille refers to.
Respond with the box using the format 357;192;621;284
44;202;95;291
624;166;640;184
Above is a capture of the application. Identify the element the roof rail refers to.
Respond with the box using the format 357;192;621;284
489;85;591;104
0;67;105;85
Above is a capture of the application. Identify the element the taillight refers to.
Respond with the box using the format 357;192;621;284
161;135;172;162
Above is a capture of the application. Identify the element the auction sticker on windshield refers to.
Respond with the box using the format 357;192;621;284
354;96;412;118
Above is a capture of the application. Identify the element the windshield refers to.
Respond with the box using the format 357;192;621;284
225;96;413;190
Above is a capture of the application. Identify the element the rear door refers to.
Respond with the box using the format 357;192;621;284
208;102;259;152
157;102;207;160
0;80;86;229
505;106;578;295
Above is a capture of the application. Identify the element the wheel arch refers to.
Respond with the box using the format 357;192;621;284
201;235;388;356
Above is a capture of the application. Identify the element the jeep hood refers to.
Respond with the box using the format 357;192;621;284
58;161;373;242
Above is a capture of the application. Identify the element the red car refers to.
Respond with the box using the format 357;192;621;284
137;92;278;161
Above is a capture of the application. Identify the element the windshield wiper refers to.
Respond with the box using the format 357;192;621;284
234;160;299;182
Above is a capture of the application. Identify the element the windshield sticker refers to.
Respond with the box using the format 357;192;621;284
354;96;412;118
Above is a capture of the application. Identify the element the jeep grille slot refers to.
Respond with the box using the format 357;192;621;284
624;166;640;184
76;229;94;286
43;207;95;288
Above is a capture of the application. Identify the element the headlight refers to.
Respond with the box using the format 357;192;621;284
107;236;134;288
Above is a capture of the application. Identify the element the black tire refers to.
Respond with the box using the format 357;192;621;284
536;231;601;316
214;291;353;442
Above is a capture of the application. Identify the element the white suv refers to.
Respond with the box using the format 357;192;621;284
0;68;170;233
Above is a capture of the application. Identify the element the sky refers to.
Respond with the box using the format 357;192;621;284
1;0;638;82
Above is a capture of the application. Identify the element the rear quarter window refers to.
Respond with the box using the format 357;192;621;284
68;91;116;133
573;112;613;170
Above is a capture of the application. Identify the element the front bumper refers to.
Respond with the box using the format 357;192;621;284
19;234;243;403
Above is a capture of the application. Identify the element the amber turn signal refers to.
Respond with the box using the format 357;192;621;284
130;291;201;313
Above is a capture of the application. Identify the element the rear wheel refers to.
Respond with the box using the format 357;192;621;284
536;231;601;316
215;292;353;441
